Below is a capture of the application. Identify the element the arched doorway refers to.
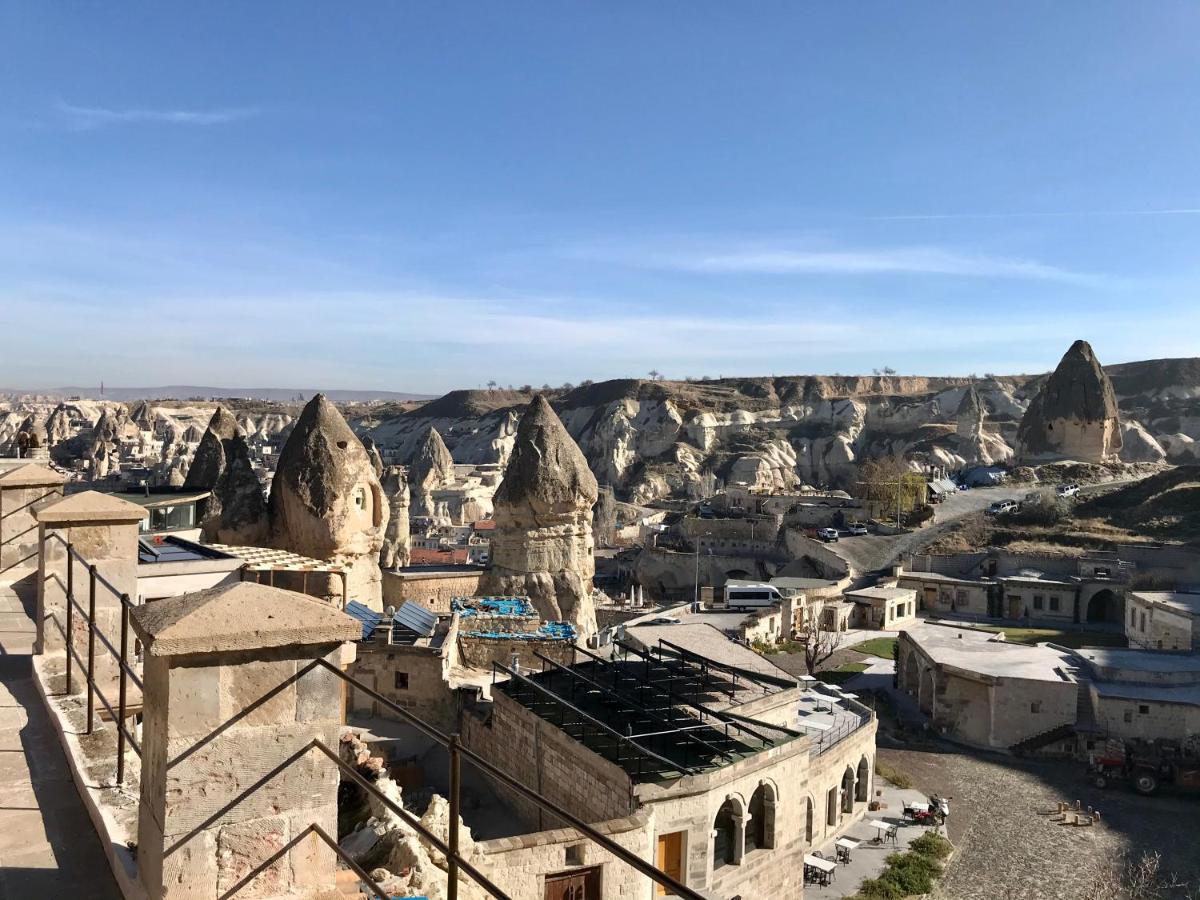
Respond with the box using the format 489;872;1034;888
724;568;751;582
1087;589;1120;624
856;756;870;802
919;668;935;716
712;798;738;870
841;766;855;813
747;783;776;852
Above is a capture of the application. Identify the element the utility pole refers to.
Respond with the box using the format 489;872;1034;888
693;530;712;609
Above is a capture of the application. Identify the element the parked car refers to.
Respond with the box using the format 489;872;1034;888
645;615;681;626
986;500;1018;517
1056;483;1080;498
845;523;869;536
816;527;840;543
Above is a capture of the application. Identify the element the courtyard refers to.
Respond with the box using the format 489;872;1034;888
880;745;1200;899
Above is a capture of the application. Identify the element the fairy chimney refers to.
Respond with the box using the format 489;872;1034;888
1016;340;1122;464
409;427;456;520
269;394;388;608
478;396;598;636
186;406;270;545
379;465;411;570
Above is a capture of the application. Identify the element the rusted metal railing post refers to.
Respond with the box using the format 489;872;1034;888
65;543;74;695
86;564;97;734
448;733;461;900
116;595;130;786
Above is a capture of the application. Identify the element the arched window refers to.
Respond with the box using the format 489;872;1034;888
856;756;870;803
713;798;737;869
804;795;814;844
841;766;855;813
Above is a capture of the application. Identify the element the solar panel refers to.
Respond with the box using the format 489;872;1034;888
345;601;383;641
394;601;437;638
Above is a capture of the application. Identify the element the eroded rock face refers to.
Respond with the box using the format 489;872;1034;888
1017;340;1123;464
187;406;270;544
379;465;411;570
409;427;456;520
269;394;388;607
478;396;599;636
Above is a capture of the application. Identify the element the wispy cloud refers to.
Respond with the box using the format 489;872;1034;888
55;100;259;130
576;241;1103;285
870;209;1200;221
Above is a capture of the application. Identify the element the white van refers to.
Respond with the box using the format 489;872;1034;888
724;582;784;609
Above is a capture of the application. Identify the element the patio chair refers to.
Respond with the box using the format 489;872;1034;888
884;824;899;846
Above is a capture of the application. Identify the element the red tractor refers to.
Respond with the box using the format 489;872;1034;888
1089;745;1200;796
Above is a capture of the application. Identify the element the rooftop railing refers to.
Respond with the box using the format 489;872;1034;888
52;532;143;786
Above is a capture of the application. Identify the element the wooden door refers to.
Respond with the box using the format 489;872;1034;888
544;866;601;900
656;831;684;895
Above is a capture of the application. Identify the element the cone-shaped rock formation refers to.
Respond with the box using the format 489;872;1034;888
1017;340;1122;464
409;427;456;520
187;406;270;544
478;396;598;635
269;394;388;607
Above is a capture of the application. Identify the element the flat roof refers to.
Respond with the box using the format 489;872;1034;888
903;623;1078;682
996;574;1074;587
138;536;236;565
770;576;841;589
625;623;796;683
1131;592;1200;617
846;586;915;602
108;490;211;509
1073;648;1200;675
899;571;985;587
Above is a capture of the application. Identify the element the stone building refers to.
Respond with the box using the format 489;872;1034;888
844;585;918;630
1016;339;1123;464
460;631;877;899
479;396;600;637
268;394;389;608
1125;591;1200;651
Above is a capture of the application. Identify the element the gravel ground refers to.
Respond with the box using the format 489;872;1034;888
879;745;1200;899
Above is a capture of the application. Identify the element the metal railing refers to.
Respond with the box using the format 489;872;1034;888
46;533;705;900
52;533;143;786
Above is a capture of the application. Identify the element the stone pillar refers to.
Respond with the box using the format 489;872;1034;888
730;813;748;865
33;491;145;664
0;463;66;575
132;582;360;900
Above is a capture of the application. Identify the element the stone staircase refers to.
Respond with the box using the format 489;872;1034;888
1011;722;1076;757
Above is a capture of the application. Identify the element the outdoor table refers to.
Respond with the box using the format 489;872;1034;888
867;819;892;843
835;837;860;863
804;854;837;886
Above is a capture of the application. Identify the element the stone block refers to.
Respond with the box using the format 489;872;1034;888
163;725;339;835
288;802;338;889
216;815;291;898
158;827;218;900
295;654;343;724
167;664;222;739
220;657;298;727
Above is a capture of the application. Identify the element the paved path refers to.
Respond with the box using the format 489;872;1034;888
0;573;121;899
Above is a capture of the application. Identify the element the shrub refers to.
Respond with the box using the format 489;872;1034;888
909;831;953;861
856;877;904;899
874;758;913;789
881;851;941;894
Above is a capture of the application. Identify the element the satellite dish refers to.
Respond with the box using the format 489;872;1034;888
384;605;397;617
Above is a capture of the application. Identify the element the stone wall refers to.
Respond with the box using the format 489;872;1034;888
476;811;655;900
382;568;482;613
1091;693;1200;743
0;466;64;573
136;643;348;898
1125;594;1194;651
349;643;458;732
461;691;636;833
457;634;576;672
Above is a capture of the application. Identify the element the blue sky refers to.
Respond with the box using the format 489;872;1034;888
4;2;1200;393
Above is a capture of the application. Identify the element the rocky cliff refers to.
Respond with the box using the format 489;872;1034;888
356;354;1200;504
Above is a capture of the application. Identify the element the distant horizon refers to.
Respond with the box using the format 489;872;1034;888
0;347;1193;403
